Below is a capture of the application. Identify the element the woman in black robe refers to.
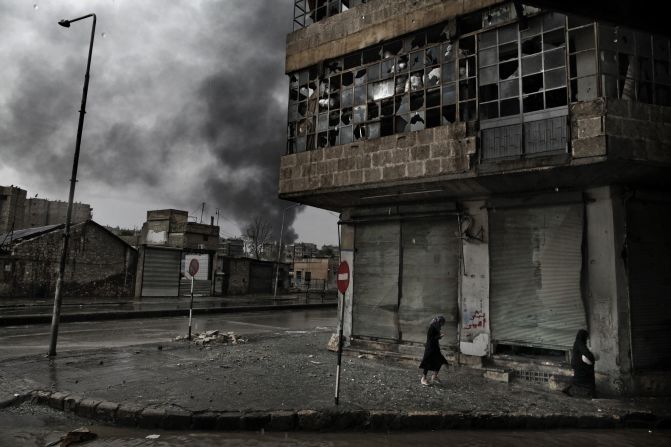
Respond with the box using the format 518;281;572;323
419;316;448;386
568;329;596;397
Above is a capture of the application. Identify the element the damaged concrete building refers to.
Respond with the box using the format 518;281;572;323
279;1;671;395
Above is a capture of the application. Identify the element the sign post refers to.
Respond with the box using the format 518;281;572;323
334;260;350;405
187;258;199;340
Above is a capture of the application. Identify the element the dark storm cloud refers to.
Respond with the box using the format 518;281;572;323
0;0;299;240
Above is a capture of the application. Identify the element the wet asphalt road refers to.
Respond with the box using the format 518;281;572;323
0;308;337;359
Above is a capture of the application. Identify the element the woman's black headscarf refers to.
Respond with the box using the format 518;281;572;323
571;329;595;369
430;315;445;331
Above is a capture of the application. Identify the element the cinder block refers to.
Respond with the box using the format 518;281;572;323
484;369;510;383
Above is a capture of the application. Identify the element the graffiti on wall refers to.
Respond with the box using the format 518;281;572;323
463;309;487;330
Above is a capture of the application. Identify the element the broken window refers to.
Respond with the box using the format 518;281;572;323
596;24;670;106
293;0;368;30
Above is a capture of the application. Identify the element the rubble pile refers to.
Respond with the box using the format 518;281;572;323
174;330;246;346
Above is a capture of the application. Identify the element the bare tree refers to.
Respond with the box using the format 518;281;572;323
244;216;273;260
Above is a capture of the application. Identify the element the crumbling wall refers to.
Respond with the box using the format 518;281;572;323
4;223;136;298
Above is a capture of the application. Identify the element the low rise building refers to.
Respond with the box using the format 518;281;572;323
0;220;137;298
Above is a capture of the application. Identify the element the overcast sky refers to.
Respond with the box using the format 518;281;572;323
0;0;339;246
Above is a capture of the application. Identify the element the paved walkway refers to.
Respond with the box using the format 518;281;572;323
1;329;669;431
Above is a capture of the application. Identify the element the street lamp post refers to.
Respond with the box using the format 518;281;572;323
273;203;302;300
48;13;97;357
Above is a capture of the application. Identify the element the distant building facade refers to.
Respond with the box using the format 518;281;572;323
0;185;92;235
219;238;245;257
135;209;220;297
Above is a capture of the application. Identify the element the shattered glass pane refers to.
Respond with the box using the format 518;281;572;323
442;104;456;123
395;75;409;94
368;122;381;139
340;125;353;144
442;62;456;83
499;42;518;62
410;71;424;91
442;42;455;61
498;24;518;44
353;105;366;123
480;30;497;49
354;124;366;140
342;71;354;87
381;98;394;117
500;98;520;116
396;114;410;132
459;36;475;57
479;47;497;68
569;27;595;53
522;73;543;94
355;69;367;85
479;101;498;120
381;59;395;78
368;79;395;101
344;53;361;70
329;93;340;109
395;95;410;114
442;83;457;105
499;79;519;98
523;92;544;112
522;35;542;56
459;57;475;79
341;107;353;125
459;100;476;121
426;108;441;128
367;63;380;82
479;83;498;102
459;78;476;99
329;110;340;127
363;46;382;63
410;112;425;131
367;101;380;120
410;91;424;111
410;51;424;70
479;66;497;85
499;60;519;80
325;59;342;75
381;116;394;136
383;40;403;57
341;88;353;108
426;88;440;108
317;132;328;148
354;85;366;105
328;128;339;146
396;55;409;73
543;29;565;51
425;67;441;87
543;12;565;31
544;48;566;70
545;87;567;107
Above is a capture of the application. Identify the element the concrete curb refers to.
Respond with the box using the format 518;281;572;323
0;302;336;326
14;390;671;431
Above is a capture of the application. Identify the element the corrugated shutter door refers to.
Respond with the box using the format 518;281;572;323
249;263;273;294
490;204;586;349
353;222;400;340
628;199;671;371
142;248;181;297
399;218;460;346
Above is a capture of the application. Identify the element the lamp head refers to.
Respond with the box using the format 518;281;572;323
58;19;71;28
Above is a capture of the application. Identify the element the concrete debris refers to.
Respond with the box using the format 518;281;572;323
327;333;340;352
45;427;96;446
146;434;160;439
177;331;247;346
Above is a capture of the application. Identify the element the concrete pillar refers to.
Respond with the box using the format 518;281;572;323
459;200;490;358
339;215;355;342
584;186;632;395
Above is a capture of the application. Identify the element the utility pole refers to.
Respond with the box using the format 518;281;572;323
200;202;205;223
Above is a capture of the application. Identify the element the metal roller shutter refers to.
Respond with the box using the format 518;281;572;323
490;204;586;349
353;222;400;340
628;199;671;371
399;218;460;346
142;248;181;297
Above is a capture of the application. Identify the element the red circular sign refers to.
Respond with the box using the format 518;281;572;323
188;259;200;277
336;261;350;295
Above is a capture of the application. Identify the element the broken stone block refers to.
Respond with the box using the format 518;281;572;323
327;333;340;352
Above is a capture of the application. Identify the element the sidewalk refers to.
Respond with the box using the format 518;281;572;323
1;329;669;431
0;294;337;326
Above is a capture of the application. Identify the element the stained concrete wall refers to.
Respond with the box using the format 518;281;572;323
280;124;474;195
286;0;501;72
584;186;631;396
459;200;490;357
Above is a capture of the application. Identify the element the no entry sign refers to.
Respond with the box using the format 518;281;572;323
188;259;200;277
336;261;350;295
